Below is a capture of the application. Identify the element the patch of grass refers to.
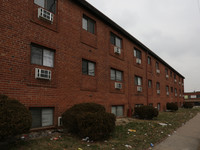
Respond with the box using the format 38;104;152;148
3;108;200;150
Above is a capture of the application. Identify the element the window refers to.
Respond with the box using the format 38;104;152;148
175;88;177;96
197;95;200;98
156;62;159;69
147;56;151;65
110;33;122;48
82;59;95;76
174;74;176;79
34;0;56;13
157;103;160;111
171;87;173;93
148;80;152;88
166;86;169;95
156;82;160;90
134;49;142;59
30;107;54;128
135;76;142;86
170;71;172;77
111;69;123;81
149;103;153;106
165;68;168;75
111;106;123;117
82;15;95;34
135;104;144;107
31;44;54;67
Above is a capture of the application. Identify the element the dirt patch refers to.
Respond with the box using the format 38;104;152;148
115;117;136;126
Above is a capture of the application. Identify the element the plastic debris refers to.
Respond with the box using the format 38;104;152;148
82;137;89;142
150;143;154;147
161;131;164;134
78;148;83;150
21;134;28;140
168;134;171;137
125;144;132;148
158;123;167;126
128;129;136;132
87;144;90;147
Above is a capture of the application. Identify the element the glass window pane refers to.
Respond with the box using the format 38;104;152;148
110;34;115;45
88;20;95;34
46;0;56;13
115;37;121;48
88;62;95;76
137;51;141;59
42;108;53;127
138;77;142;86
43;49;54;67
82;60;88;75
116;71;122;81
134;76;138;85
134;50;136;57
30;108;41;128
117;106;123;117
110;69;115;80
31;46;43;65
34;0;45;7
111;106;116;116
82;17;87;30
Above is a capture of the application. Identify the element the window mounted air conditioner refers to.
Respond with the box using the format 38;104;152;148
137;86;142;92
179;94;182;97
58;117;62;127
35;68;51;80
114;46;121;54
166;75;169;78
38;8;54;23
166;92;169;95
179;82;181;85
115;82;122;89
175;93;177;97
156;69;160;74
136;58;141;64
174;79;177;83
157;90;160;94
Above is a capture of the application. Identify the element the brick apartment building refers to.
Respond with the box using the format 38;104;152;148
0;0;184;128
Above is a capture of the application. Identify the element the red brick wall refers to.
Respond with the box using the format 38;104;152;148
0;0;184;126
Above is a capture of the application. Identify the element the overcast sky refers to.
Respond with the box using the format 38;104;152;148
86;0;200;92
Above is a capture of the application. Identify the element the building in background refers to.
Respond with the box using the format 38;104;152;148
184;92;200;106
0;0;184;129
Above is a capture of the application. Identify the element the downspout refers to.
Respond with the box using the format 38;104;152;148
127;60;132;117
146;51;149;105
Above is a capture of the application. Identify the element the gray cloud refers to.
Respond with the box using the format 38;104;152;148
86;0;200;92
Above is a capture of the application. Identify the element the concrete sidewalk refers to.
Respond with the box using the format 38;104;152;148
153;113;200;150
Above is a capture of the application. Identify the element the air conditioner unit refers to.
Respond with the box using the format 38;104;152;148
38;8;54;23
137;86;142;92
175;93;177;97
115;82;122;89
179;82;181;85
179;94;182;97
156;69;160;74
58;117;62;127
174;79;177;83
35;68;51;80
114;46;121;54
136;58;141;64
166;75;169;78
166;92;169;96
157;90;160;94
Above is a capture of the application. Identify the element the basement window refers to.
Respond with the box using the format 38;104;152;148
30;107;54;128
111;106;124;117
